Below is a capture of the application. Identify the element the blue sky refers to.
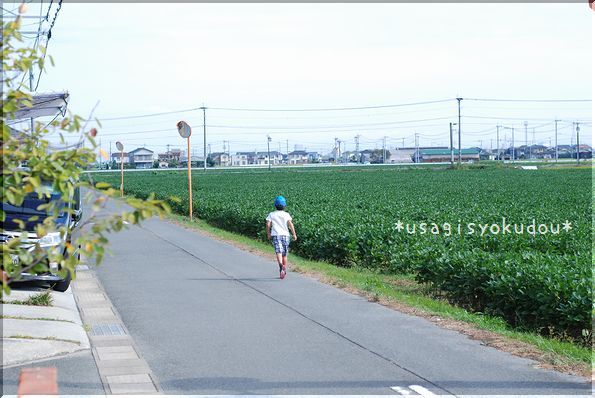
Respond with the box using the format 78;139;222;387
6;2;593;155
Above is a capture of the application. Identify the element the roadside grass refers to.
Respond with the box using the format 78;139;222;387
168;212;592;375
7;335;80;345
0;315;74;323
0;290;54;306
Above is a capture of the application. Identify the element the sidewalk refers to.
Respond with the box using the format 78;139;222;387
1;284;89;367
1;279;105;395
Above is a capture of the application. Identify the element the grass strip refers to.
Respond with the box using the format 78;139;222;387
7;335;80;345
1;315;74;323
168;212;591;375
0;290;54;306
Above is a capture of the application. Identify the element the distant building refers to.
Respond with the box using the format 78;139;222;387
128;148;154;169
110;152;130;165
307;152;321;163
211;152;232;166
288;150;308;165
254;151;283;165
417;148;480;163
389;147;448;163
179;155;204;167
232;153;250;166
158;148;182;163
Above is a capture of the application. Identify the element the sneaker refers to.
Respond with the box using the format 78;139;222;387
280;268;286;279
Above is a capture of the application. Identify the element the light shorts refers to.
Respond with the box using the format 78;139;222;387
271;235;290;256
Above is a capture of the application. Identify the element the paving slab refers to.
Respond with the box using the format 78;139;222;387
89;335;134;347
109;382;158;394
106;373;153;384
96;345;139;360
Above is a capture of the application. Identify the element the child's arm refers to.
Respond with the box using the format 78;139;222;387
288;220;297;241
266;220;272;240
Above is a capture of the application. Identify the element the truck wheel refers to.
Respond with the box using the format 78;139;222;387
52;270;72;292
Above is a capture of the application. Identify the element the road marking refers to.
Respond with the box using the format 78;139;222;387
390;385;418;395
409;385;438;397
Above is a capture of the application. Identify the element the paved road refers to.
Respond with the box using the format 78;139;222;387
1;351;104;395
94;202;591;395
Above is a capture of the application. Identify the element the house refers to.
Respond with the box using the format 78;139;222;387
110;152;130;165
158;148;182;163
128;148;154;169
577;144;593;159
307;152;321;163
288;150;309;165
232;153;250;166
179;155;204;167
254;151;283;165
417;148;480;163
211;152;232;167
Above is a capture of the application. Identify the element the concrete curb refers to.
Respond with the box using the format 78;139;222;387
73;265;161;394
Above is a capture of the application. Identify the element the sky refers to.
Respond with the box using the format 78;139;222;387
4;2;593;156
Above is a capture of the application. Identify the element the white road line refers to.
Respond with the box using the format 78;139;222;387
409;385;439;397
390;385;418;395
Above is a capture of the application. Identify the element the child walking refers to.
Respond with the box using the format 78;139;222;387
266;195;297;279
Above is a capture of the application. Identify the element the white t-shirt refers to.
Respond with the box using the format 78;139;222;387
266;210;292;236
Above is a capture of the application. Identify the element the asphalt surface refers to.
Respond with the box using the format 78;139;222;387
1;350;104;395
93;200;591;395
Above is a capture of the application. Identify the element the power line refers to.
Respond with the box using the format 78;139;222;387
208;99;455;112
96;107;201;121
464;98;591;103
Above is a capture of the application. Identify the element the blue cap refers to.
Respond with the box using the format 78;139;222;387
274;195;286;207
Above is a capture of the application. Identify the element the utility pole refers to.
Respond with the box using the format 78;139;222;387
267;135;272;171
554;119;560;162
457;97;462;165
512;126;515;163
449;122;455;165
524;121;528;160
531;128;535;160
382;136;387;164
355;135;360;164
575;122;580;164
337;139;342;163
286;140;289;157
496;125;500;161
200;106;207;172
414;133;419;163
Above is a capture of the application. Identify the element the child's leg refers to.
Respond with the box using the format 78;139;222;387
282;255;287;268
276;253;284;268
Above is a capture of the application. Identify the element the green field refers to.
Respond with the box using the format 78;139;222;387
91;166;592;343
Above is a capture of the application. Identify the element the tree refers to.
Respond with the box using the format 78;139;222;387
1;6;171;296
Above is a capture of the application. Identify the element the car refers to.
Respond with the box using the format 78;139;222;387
1;180;82;292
